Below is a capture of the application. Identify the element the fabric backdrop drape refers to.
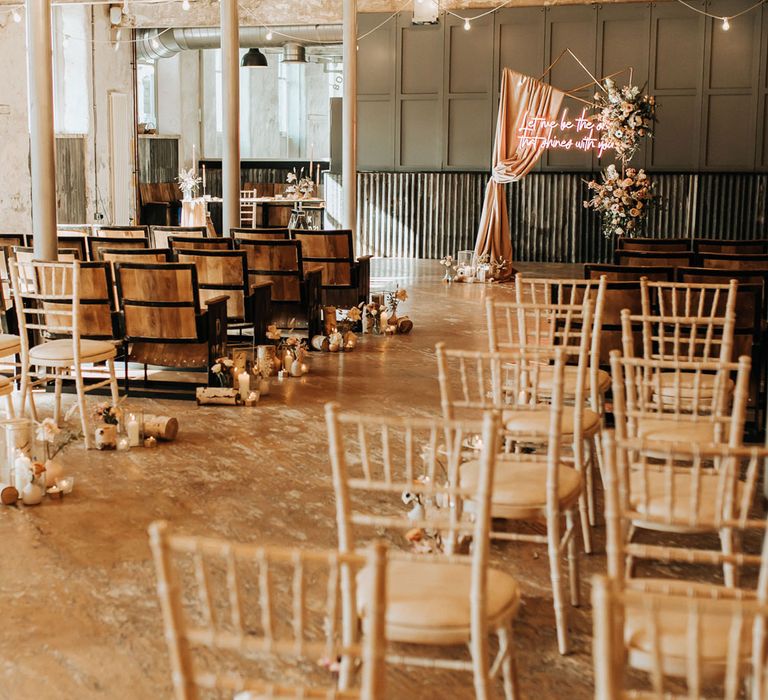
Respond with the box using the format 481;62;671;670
474;68;565;279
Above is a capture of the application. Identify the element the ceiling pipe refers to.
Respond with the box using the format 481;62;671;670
136;25;342;61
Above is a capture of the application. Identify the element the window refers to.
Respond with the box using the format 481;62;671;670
52;5;89;134
137;61;158;128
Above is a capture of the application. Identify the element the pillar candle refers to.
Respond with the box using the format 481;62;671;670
238;371;250;396
127;416;140;447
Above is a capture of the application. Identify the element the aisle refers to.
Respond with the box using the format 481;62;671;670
0;258;598;700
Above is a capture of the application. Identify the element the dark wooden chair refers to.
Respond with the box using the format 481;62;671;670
290;229;371;307
230;227;289;241
94;225;150;238
101;248;173;265
57;233;89;261
584;263;675;282
696;252;768;270
175;249;272;342
169;236;234;253
614;250;696;268
88;236;150;262
236;238;322;337
114;262;228;392
615;237;690;254
693;239;768;255
151;226;207;250
139;182;182;226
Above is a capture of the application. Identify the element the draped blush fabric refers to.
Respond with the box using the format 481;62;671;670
474;68;565;279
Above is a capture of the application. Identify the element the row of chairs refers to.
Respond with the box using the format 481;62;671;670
149;308;768;698
616;235;768;255
614;247;768;270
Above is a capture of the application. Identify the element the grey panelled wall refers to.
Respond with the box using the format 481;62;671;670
357;2;768;172
325;172;768;263
55;136;86;224
138;135;180;183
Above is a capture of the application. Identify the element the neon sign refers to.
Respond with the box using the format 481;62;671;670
518;108;611;157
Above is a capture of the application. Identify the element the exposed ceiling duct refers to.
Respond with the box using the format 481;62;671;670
136;25;342;61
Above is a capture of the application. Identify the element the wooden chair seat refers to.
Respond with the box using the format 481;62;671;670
627;469;743;533
0;375;12;395
356;558;520;645
460;456;582;520
29;338;116;365
0;334;21;357
503;406;600;437
635;417;719;443
523;365;611;394
623;591;753;681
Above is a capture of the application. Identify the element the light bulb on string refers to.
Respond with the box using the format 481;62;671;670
722;16;730;30
464;17;471;30
266;29;273;40
12;8;21;22
122;0;128;14
181;0;190;10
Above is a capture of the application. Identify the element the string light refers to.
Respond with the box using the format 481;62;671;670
12;8;21;22
463;17;471;30
722;16;730;30
181;0;190;10
265;29;273;40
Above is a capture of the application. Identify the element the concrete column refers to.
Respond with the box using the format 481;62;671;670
26;0;58;260
220;0;240;236
342;0;357;232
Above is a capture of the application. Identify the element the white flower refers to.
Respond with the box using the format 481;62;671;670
211;363;222;374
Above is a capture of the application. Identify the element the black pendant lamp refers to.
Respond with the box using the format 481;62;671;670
241;48;268;67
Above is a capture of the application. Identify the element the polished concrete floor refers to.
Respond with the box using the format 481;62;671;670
0;258;736;699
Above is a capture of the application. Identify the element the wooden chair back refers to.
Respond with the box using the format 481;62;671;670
291;230;355;288
114;262;201;341
57;224;91;236
615;250;696;268
101;248;172;265
230;227;289;241
13;247;79;293
637;279;738;363
88;236;150;262
610;349;751;447
176;249;249;322
594;281;643;364
9;260;83;354
693;238;768;255
94;225;149;238
615;236;690;253
237;239;304;303
150;226;206;250
697;252;768;271
57;233;88;260
585;263;675;282
239;190;258;228
149;521;387;700
169;236;233;253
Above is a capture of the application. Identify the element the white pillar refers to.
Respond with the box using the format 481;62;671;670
220;0;240;236
342;0;357;233
26;0;58;260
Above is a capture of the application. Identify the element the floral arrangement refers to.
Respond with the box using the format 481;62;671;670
266;324;282;342
176;168;202;199
385;286;408;316
439;255;456;283
593;79;655;162
279;334;306;362
474;254;508;282
336;306;361;335
93;402;123;426
285;170;315;199
210;356;235;387
583;165;655;238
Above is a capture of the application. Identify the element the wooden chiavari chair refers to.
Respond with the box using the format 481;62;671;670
325;406;521;697
436;344;582;655
487;298;600;544
10;260;120;449
595;432;768;694
610;349;751;449
149;521;387;700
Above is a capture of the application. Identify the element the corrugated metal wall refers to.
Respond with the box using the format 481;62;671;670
55;136;86;224
345;172;768;263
